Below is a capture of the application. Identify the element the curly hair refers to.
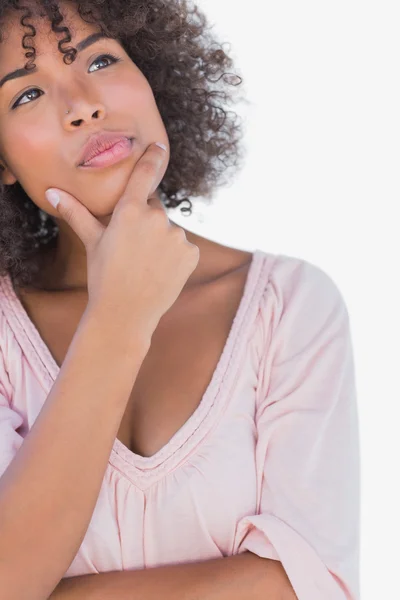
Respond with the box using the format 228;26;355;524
0;0;246;289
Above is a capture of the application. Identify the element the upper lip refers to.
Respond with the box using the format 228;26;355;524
77;131;133;166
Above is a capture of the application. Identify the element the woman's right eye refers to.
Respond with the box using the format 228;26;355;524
12;88;43;110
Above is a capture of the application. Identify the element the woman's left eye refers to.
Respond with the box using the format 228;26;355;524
88;53;122;73
11;53;122;109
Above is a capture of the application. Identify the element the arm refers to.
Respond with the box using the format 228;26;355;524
0;309;151;600
234;259;361;599
49;551;296;600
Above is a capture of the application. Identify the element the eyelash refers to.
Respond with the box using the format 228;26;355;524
11;53;122;110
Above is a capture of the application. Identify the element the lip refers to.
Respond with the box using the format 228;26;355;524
78;137;134;169
77;131;135;167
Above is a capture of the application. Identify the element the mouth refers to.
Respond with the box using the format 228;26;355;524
79;137;134;169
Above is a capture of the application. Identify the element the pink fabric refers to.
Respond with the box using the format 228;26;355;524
0;250;360;599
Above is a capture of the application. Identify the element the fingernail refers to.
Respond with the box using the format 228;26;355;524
155;142;167;152
45;190;60;209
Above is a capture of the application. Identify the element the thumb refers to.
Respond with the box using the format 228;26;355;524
45;188;104;249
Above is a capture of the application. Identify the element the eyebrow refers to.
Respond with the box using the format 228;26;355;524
0;31;111;89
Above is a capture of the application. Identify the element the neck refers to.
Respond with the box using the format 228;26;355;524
31;224;219;293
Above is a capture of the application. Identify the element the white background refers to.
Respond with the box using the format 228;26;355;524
169;1;400;598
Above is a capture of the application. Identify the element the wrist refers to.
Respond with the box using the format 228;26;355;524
81;305;153;355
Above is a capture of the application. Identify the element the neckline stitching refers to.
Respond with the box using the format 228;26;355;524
108;250;270;484
0;249;267;483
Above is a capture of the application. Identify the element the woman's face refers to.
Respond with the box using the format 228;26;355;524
0;1;170;222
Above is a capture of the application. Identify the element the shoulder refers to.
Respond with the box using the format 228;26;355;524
0;303;13;399
263;252;349;319
0;274;24;396
253;251;352;369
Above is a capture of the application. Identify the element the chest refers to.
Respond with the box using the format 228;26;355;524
16;266;251;458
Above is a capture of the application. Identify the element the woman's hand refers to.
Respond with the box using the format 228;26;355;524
45;142;200;341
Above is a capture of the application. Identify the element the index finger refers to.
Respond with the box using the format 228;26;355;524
114;142;168;215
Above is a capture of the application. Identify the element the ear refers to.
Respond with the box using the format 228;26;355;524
0;161;17;185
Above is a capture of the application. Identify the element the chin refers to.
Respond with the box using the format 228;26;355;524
97;212;114;226
90;202;117;217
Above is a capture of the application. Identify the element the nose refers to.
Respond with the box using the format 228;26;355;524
64;104;106;127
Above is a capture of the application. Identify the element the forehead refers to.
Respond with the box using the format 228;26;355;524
0;1;100;61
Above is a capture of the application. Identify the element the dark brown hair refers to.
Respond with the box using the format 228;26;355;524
0;0;246;288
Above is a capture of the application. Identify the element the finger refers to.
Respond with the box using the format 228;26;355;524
113;142;168;215
45;188;104;249
147;191;169;214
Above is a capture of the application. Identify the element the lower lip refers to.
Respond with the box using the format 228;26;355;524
80;138;134;168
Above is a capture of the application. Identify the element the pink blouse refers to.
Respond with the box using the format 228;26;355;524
0;249;360;599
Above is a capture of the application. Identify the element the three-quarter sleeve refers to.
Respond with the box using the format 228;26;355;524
0;323;24;479
235;257;360;600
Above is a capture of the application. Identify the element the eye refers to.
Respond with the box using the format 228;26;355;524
88;53;122;73
11;53;122;109
11;88;43;109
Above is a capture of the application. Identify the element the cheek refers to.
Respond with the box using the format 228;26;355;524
18;126;56;159
109;77;165;136
6;124;58;180
1;125;57;209
109;81;152;122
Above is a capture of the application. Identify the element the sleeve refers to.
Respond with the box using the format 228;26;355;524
235;257;361;600
0;319;24;479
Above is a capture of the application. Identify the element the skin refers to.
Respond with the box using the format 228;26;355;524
0;0;235;293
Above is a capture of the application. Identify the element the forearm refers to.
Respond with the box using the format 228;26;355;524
0;309;151;600
49;551;295;600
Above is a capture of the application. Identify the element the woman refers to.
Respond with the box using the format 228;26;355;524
0;1;360;599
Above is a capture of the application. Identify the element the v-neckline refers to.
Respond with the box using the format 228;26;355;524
0;249;268;487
